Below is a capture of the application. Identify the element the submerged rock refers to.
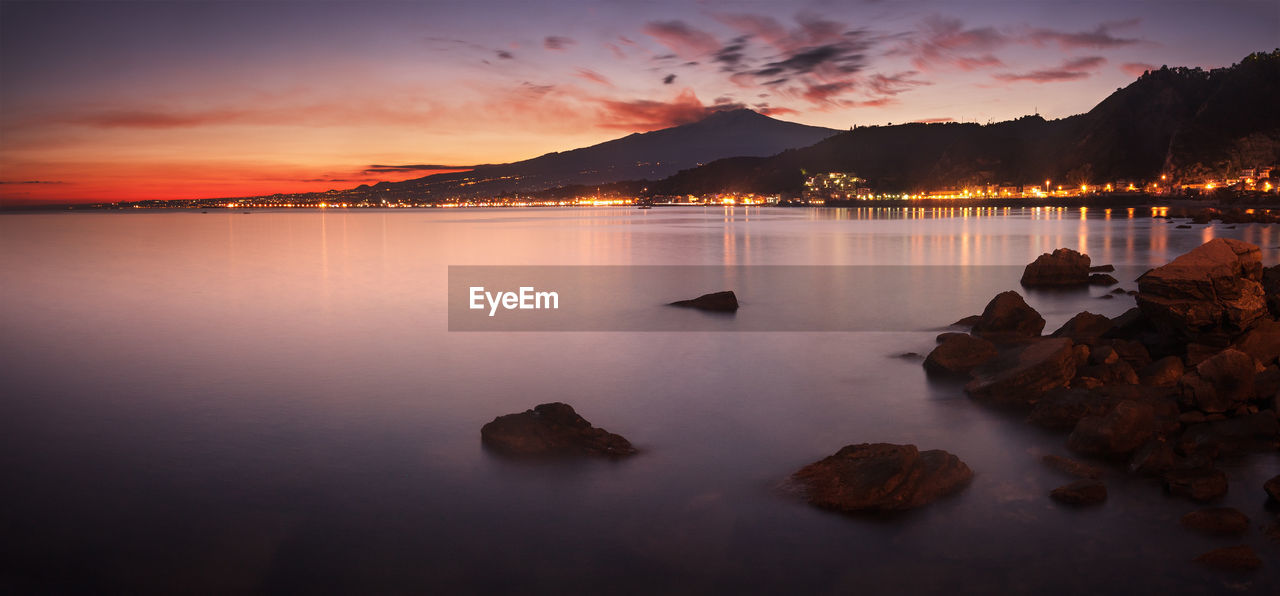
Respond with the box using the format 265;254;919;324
1021;248;1091;287
1194;545;1262;571
669;290;739;312
791;443;972;512
971;291;1046;341
1050;479;1107;506
1164;467;1229;502
1180;507;1250;535
480;402;637;457
1041;454;1101;479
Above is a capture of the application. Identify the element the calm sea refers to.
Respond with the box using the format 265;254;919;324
1;207;1277;594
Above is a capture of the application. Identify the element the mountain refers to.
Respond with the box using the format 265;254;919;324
345;108;838;200
652;50;1280;196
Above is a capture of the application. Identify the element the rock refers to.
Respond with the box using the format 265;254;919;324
924;333;998;375
1090;345;1120;365
1091;264;1116;273
1255;368;1280;401
1021;248;1091;287
1139;356;1184;387
1109;339;1153;369
971;291;1046;341
1262;265;1280;318
1175;224;1192;229
1050;479;1107;505
1266;475;1280;502
1136;238;1267;342
965;338;1076;406
1164;467;1229;502
1178;349;1257;413
952;315;982;327
1074;359;1139;386
1089;274;1119;286
1232;318;1280;367
1028;387;1118;430
480;402;637;457
1110;287;1128;295
1194;545;1262;571
670;290;738;312
1041;454;1101;479
1068;399;1156;458
1128;438;1178;476
1051;312;1114;345
1180;507;1250;535
1177;412;1280;458
791;443;972;512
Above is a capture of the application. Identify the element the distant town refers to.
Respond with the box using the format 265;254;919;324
84;164;1280;210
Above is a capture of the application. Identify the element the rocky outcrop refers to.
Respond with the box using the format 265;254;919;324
791;443;972;512
1050;479;1107;505
1180;507;1250;535
669;290;739;312
1021;248;1091;287
480;402;637;457
970;291;1045;341
1136;238;1266;342
965;338;1077;406
1139;356;1184;386
924;333;997;374
1232;318;1280;366
1266;474;1280;502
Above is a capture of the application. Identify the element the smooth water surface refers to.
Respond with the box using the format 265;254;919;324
2;207;1277;594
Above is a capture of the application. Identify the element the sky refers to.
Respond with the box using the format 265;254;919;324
1;0;1277;204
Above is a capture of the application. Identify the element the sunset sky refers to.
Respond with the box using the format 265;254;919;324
1;0;1276;204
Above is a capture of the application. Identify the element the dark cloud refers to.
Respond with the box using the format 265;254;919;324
495;50;514;60
0;180;64;184
713;36;750;71
594;89;741;131
662;73;677;84
900;16;1010;71
994;56;1106;83
867;71;931;96
544;36;575;51
1030;20;1143;49
642;20;720;58
363;165;472;174
802;81;857;104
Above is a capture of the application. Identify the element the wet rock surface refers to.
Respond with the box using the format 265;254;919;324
791;443;972;513
965;338;1076;406
481;402;637;457
1136;238;1266;341
971;291;1046;341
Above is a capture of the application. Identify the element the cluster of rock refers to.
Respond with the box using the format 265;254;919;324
927;238;1280;569
1020;247;1119;287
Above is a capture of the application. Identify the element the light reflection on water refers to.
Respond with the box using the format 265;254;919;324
0;207;1277;594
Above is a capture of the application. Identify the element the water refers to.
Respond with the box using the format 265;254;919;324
1;207;1277;594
